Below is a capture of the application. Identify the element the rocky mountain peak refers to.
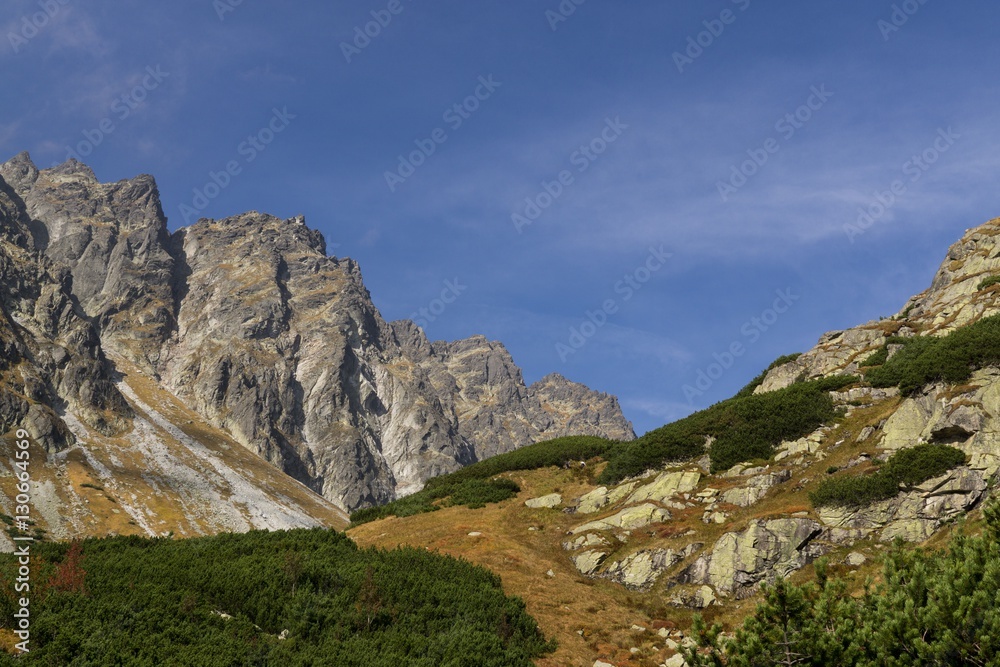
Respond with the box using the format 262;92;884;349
0;151;40;195
0;152;635;513
186;211;328;257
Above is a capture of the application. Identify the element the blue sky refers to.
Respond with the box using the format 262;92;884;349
3;0;999;436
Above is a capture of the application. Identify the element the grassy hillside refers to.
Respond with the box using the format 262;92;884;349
0;530;553;666
354;375;858;525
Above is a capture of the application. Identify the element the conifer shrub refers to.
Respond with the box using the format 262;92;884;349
809;443;966;508
598;375;856;484
977;274;1000;290
0;529;554;665
865;314;1000;394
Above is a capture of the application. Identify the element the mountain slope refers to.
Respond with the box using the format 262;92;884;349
350;216;1000;667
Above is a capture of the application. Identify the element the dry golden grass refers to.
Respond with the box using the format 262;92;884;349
349;396;924;666
350;466;685;667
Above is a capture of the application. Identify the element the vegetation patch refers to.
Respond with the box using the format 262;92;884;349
687;501;1000;666
864;314;1000;394
598;375;856;483
351;436;613;524
809;444;966;508
977;274;1000;290
0;530;553;665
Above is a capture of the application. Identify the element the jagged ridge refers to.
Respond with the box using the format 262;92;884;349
0;151;635;515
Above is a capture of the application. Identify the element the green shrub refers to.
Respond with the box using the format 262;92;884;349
445;478;521;509
810;444;966;508
866;314;1000;394
977;275;1000;290
0;530;553;665
428;435;615;487
597;375;856;484
860;346;889;368
881;443;967;486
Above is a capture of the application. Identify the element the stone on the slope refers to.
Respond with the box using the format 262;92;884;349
720;469;791;507
570;503;671;534
680;518;827;597
525;493;561;509
563;533;610;551
572;550;608;575
626;471;701;505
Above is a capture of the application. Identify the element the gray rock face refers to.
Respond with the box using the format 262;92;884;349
6;156;175;372
1;152;635;511
680;518;829;598
0;154;132;452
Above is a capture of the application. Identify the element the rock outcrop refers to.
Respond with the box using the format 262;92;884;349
680;518;828;598
758;218;1000;394
0;154;132;452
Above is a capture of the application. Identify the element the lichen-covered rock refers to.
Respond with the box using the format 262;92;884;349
571;550;608;575
525;493;562;509
570;503;671;534
879;369;1000;476
625;470;701;505
562;533;609;551
575;482;636;514
602;543;702;590
720;469;791;507
669;585;717;609
818;467;988;542
680;518;828;597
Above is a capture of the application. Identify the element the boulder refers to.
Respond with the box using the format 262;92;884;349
720;469;792;507
626;471;701;505
525;493;561;509
575;482;637;514
562;533;610;551
818;467;988;542
571;550;608;575
570;503;671;534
